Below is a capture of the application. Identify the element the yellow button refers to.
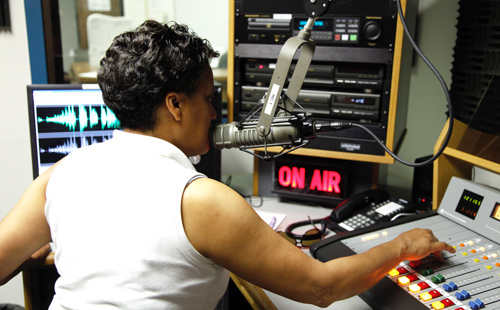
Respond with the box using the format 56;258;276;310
420;292;433;301
389;269;399;277
409;284;421;293
432;301;445;310
486;265;493;270
474;259;480;263
462;252;468;256
398;276;410;285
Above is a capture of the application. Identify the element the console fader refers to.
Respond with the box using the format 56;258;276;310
311;177;500;310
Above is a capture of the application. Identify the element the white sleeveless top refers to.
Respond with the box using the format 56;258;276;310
45;130;229;309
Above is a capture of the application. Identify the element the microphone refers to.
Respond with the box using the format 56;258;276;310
212;116;352;151
212;116;312;150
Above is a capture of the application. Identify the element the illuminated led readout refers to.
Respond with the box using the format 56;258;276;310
455;189;483;220
296;19;330;31
335;95;377;106
491;202;500;222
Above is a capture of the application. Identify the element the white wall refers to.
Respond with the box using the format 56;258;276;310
0;0;34;305
382;0;459;198
174;0;229;54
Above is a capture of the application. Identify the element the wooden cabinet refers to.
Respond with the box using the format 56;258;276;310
227;0;416;164
433;118;500;208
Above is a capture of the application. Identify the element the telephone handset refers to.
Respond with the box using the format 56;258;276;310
327;189;415;232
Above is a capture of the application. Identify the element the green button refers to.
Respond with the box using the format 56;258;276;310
420;268;434;276
350;34;358;41
431;274;446;284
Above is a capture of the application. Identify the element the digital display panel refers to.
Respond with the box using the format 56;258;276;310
490;203;500;222
336;64;382;76
334;95;377;106
294;19;333;31
455;189;484;220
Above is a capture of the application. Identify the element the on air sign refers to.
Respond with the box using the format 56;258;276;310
277;166;342;193
273;158;348;201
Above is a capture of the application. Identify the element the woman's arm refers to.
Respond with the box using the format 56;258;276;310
0;244;51;286
0;165;56;285
182;178;455;307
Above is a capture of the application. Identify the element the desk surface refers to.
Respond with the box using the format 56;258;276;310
250;197;373;310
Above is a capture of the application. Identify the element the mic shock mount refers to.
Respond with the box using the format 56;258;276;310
237;101;316;162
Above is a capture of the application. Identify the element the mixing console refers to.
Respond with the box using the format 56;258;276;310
311;177;500;309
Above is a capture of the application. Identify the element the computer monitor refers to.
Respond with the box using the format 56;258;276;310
27;84;222;180
27;84;120;179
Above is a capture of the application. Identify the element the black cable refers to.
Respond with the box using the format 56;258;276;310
351;0;455;167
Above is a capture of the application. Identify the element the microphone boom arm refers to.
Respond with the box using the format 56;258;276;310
255;18;317;138
256;0;332;136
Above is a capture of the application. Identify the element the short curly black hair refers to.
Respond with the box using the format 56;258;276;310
97;20;219;130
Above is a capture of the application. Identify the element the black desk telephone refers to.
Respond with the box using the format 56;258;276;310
326;189;415;232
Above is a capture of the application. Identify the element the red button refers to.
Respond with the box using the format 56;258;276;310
429;290;442;298
441;298;454;307
397;267;408;274
408;274;419;282
409;261;422;268
418;282;430;290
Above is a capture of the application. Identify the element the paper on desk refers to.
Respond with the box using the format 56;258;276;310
256;210;286;230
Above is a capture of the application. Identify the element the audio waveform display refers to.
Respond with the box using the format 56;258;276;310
40;135;111;155
37;133;113;173
28;86;122;177
37;104;120;133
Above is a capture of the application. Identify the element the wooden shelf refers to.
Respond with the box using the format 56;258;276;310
433;118;500;208
252;146;395;164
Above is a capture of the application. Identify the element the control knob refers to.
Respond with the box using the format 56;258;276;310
363;21;382;41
